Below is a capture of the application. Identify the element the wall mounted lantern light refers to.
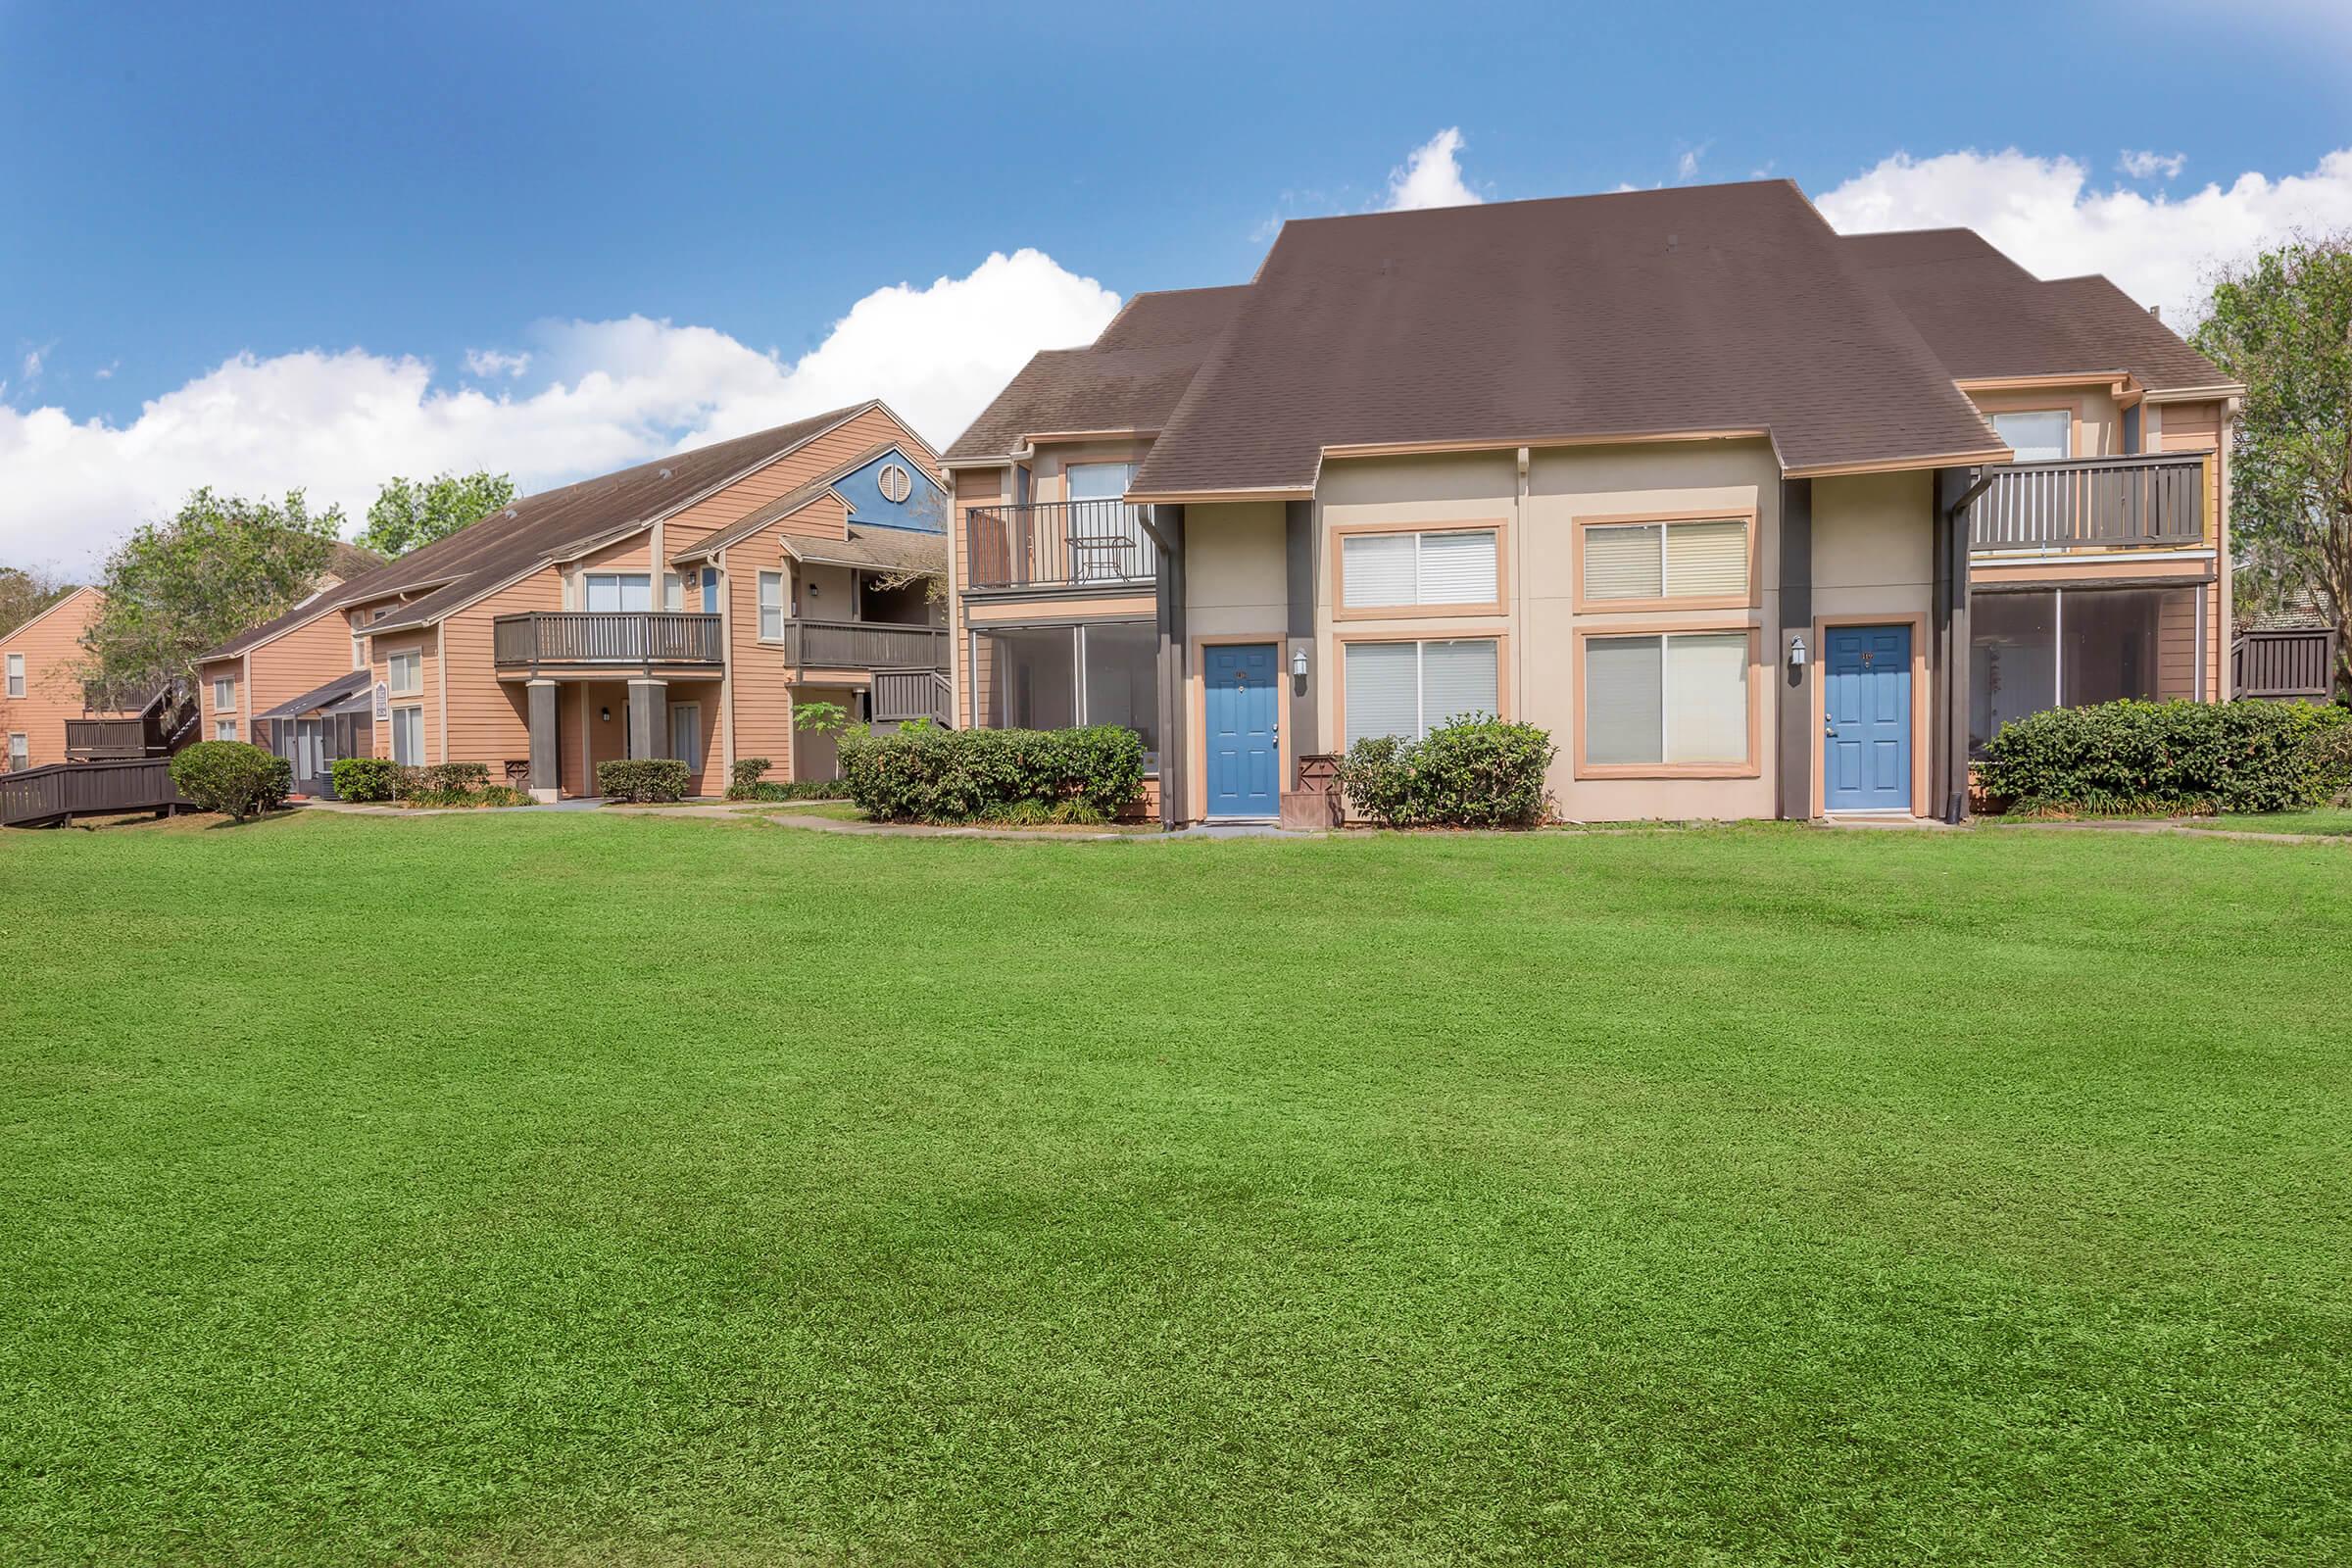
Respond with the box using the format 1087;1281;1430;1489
1787;634;1807;671
1291;647;1310;679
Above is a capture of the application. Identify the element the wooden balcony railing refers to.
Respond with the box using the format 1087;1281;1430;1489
1966;454;2208;553
65;716;159;760
492;612;723;670
965;500;1159;590
2233;628;2337;701
778;618;949;672
871;667;954;724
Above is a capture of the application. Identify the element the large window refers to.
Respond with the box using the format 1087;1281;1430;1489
973;621;1159;763
7;733;25;770
214;719;237;742
5;654;23;699
584;572;653;612
212;675;234;711
1991;409;2072;462
1582;517;1751;606
1971;586;2197;753
387;649;421;696
1343;638;1499;747
391;706;424;764
1582;631;1751;769
1340;529;1498;611
758;571;785;640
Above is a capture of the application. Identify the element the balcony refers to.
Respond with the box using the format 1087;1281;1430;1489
1966;454;2208;554
965;500;1160;590
776;617;949;672
493;612;723;670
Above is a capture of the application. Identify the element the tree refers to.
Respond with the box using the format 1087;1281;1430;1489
77;487;346;709
0;565;74;639
2191;234;2352;697
359;470;515;558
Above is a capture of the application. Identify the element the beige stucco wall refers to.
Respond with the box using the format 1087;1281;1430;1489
1812;469;1933;620
1184;501;1287;636
1969;384;2122;458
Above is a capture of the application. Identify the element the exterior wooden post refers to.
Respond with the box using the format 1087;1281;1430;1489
526;679;560;802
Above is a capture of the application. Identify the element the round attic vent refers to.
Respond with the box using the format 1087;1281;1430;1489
877;463;912;504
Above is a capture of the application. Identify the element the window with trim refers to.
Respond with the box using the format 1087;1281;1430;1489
662;572;685;612
1340;529;1498;611
1991;410;2072;462
584;572;653;612
878;463;913;504
1584;631;1751;768
391;706;424;765
352;634;367;670
758;572;785;640
387;650;421;696
214;719;238;742
1343;638;1499;747
7;733;26;770
5;653;24;699
212;675;234;711
1582;517;1750;605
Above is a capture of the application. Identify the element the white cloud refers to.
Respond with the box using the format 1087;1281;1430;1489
21;349;43;382
1818;146;2352;321
93;361;117;381
1384;127;1481;211
0;249;1120;574
2119;149;2186;180
1676;141;1714;183
463;347;530;378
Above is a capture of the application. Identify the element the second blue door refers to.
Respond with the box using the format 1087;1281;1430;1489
1204;643;1279;818
1824;624;1911;812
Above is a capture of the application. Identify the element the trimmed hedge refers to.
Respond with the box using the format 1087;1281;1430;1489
169;741;291;822
1978;699;2352;814
330;757;402;803
1335;714;1557;828
722;758;847;803
598;758;692;803
395;761;491;807
838;725;1145;823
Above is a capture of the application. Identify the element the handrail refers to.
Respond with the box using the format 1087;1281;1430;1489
965;500;1160;589
1966;454;2207;552
491;612;724;669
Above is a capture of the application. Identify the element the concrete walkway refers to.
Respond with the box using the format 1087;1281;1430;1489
1985;816;2352;847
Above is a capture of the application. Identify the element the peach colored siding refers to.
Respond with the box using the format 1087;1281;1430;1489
2157;402;2226;699
667;405;933;555
199;656;244;742
0;589;124;768
947;466;1004;727
247;610;362;749
369;628;439;765
440;573;562;775
728;551;796;780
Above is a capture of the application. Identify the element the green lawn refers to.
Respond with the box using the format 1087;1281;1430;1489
4;813;2348;1566
2187;805;2352;836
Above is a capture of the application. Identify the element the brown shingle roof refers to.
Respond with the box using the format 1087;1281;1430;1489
206;403;887;656
1131;182;2009;496
783;525;947;575
1840;228;2231;393
943;286;1249;462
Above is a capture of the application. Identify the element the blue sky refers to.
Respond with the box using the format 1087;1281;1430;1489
4;0;2349;566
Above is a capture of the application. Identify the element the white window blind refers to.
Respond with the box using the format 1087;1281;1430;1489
215;719;237;742
392;707;423;764
1585;636;1664;763
1342;530;1497;608
662;572;685;612
585;572;652;612
213;676;234;710
1992;410;2071;463
5;654;23;699
1343;641;1420;746
1664;520;1747;597
1585;519;1749;601
1342;533;1416;607
1664;633;1749;762
388;650;420;696
1344;638;1499;746
8;733;26;769
1585;632;1750;766
1422;638;1498;728
758;571;784;640
1416;532;1496;603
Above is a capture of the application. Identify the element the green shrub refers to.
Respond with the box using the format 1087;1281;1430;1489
838;725;1145;823
1334;713;1556;828
330;757;402;802
475;785;533;808
1977;699;2352;814
169;741;291;822
2302;721;2352;806
598;758;693;803
726;758;773;800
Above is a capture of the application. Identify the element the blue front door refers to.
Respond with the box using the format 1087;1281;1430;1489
1204;643;1280;818
1824;624;1912;812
